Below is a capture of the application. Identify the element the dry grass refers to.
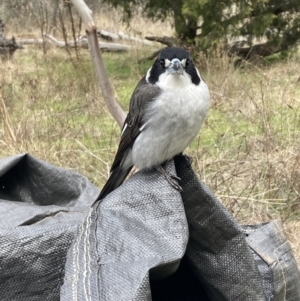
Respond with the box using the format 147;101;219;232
197;57;300;223
1;13;300;264
285;221;300;265
5;8;174;43
195;56;300;263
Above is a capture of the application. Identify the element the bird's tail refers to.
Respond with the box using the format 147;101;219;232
93;166;133;205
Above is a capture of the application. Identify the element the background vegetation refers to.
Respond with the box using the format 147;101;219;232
103;0;300;55
0;1;299;263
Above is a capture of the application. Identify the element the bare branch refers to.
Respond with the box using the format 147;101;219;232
71;0;94;30
18;34;131;52
118;31;152;45
97;30;152;45
228;41;282;62
145;36;175;47
71;0;126;128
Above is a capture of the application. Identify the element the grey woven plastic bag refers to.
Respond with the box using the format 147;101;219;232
0;153;299;301
174;155;300;301
0;153;100;301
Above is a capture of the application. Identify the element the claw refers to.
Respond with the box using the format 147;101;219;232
170;173;181;181
156;165;183;192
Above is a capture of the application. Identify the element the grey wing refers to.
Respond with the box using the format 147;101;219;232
95;77;161;201
110;76;161;171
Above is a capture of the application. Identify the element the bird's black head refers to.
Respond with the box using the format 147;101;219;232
146;47;201;86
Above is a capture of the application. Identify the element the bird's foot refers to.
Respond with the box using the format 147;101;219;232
156;165;183;192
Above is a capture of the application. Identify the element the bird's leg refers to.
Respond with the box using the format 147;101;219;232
156;165;183;192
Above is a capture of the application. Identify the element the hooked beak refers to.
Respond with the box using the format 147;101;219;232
167;58;184;75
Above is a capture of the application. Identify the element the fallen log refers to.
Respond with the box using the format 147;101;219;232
145;36;176;47
0;20;23;61
16;39;45;46
97;29;119;41
17;34;131;52
228;32;300;64
228;40;281;63
96;30;152;45
118;31;152;45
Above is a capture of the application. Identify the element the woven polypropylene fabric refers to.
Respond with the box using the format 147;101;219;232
251;251;275;300
61;160;188;301
246;221;300;301
174;155;267;301
0;154;99;301
0;154;98;207
1;153;300;301
0;221;78;301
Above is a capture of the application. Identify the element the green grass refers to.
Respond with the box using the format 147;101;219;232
1;46;300;226
0;48;155;184
1;9;300;265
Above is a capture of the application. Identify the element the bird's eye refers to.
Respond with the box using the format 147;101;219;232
186;59;190;68
160;59;165;68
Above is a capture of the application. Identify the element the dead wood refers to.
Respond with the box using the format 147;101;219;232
145;36;176;47
97;30;152;45
71;0;126;128
17;34;131;52
0;20;23;61
228;40;282;63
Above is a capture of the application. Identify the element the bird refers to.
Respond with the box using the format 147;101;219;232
96;47;210;201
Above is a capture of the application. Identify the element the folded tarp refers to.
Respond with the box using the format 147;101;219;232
0;153;299;301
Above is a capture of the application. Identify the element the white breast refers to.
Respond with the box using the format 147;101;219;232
131;72;210;169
